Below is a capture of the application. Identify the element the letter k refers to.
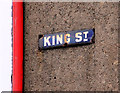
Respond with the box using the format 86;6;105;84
44;36;51;46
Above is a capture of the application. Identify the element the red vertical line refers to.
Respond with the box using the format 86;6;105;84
13;0;23;92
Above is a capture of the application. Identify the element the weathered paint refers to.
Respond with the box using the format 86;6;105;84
39;29;95;49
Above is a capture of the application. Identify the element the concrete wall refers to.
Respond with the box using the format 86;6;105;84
24;2;119;91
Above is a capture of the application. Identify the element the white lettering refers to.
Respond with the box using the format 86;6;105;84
75;32;82;42
52;36;55;45
44;36;51;46
57;34;63;44
83;31;88;41
65;34;70;43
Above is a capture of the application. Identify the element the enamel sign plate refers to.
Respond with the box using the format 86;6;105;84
39;29;95;50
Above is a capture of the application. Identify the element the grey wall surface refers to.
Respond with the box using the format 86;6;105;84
24;2;119;91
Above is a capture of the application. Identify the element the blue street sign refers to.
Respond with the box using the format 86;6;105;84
39;29;95;50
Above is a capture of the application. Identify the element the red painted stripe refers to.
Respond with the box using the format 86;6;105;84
13;1;23;91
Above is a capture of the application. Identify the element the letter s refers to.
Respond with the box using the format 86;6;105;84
75;32;82;42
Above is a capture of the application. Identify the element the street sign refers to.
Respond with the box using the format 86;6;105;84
39;29;95;50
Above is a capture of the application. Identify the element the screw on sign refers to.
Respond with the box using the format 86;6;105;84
39;29;95;50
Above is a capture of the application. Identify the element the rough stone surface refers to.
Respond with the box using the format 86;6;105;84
24;2;119;91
